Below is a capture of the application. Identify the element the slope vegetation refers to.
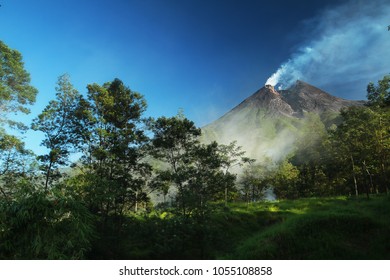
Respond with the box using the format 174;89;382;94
220;195;390;259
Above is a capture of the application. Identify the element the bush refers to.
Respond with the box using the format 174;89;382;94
0;183;96;259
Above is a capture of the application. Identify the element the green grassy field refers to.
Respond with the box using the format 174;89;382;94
218;195;390;259
91;195;390;259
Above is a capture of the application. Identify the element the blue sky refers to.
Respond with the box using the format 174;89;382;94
1;0;389;155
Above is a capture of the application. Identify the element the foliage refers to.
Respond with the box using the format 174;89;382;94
0;183;96;259
224;196;390;260
72;79;151;220
148;115;242;258
290;112;330;197
218;141;254;204
31;74;81;189
272;159;300;199
367;75;390;107
86;195;390;260
0;40;37;129
238;158;275;203
329;94;390;196
149;115;237;216
0;40;38;199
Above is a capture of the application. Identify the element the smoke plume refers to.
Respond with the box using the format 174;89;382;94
266;0;390;98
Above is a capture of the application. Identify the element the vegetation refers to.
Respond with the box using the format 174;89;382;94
88;195;390;259
223;195;390;259
0;40;389;259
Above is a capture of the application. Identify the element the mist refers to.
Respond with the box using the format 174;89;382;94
202;107;299;165
265;0;390;99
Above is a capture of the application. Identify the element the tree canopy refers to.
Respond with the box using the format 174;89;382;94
0;41;37;129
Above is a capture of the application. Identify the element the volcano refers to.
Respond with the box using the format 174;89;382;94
201;80;365;160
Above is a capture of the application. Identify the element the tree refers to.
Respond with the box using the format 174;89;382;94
0;41;37;200
217;141;254;205
330;106;379;197
149;115;201;215
31;74;81;190
0;129;36;201
291;112;329;197
186;141;236;212
239;158;274;204
366;75;390;194
367;75;390;107
149;115;239;259
272;159;300;199
0;40;37;129
149;115;237;214
72;79;150;219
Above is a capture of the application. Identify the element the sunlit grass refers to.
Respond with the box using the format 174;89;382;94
219;195;390;259
267;205;279;212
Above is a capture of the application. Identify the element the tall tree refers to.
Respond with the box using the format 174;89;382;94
72;79;150;218
367;75;390;107
330;106;378;197
0;41;37;198
149;115;201;215
149;115;238;259
239;159;275;204
0;40;37;130
366;75;390;194
272;159;300;199
149;115;237;215
217;141;254;205
31;74;81;190
291;112;329;197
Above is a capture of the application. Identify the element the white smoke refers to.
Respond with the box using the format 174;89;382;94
265;0;390;96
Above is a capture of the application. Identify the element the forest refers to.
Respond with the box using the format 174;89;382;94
1;40;390;259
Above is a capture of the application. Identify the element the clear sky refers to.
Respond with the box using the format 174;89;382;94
0;0;389;155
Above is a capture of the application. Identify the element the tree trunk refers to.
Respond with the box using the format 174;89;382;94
381;163;389;195
224;186;228;207
350;155;358;196
362;162;370;199
44;160;53;192
135;190;138;212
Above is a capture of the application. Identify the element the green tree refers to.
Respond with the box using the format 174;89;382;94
366;75;390;194
149;115;201;215
272;159;300;199
72;79;150;219
218;141;254;205
185;141;236;212
0;40;37;129
291;113;329;197
150;115;238;259
149;115;238;213
0;129;36;201
0;41;37;200
31;74;81;190
239;158;274;204
367;75;390;107
330;106;379;197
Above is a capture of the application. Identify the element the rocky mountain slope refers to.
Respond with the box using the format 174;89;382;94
279;80;365;116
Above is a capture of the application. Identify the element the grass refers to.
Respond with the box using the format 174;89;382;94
220;195;390;259
90;195;390;259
